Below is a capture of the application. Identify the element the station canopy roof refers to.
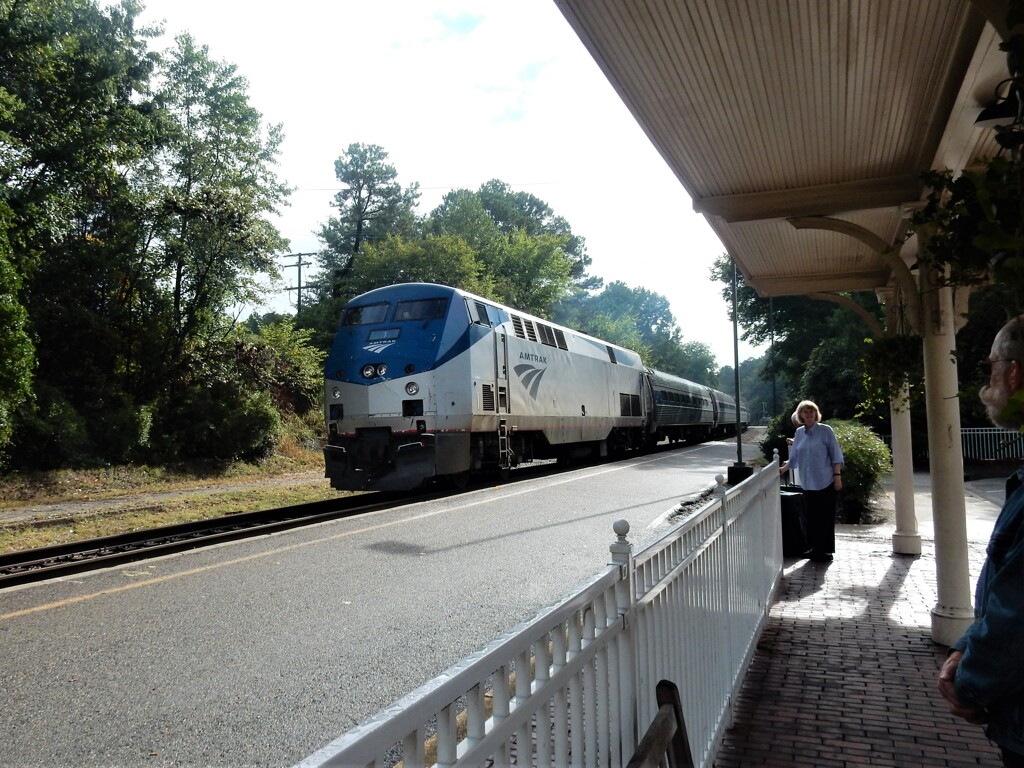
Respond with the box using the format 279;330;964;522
553;0;1010;298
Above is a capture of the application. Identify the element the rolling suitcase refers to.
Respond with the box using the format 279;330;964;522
780;484;809;557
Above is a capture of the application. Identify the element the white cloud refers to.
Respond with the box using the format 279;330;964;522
134;0;765;365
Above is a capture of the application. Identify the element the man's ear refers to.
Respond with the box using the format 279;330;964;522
1011;360;1024;393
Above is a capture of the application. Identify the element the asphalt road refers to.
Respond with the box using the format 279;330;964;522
0;436;759;767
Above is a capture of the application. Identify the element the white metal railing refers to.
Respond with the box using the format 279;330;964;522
961;427;1024;460
296;462;783;768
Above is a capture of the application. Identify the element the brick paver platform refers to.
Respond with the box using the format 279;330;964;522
715;530;1002;767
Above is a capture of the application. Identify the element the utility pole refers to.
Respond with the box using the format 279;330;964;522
728;257;753;484
281;252;316;312
769;296;777;416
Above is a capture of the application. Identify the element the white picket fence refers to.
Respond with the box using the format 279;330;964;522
297;462;783;768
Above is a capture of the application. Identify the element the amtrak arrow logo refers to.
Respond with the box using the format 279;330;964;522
363;341;395;353
514;363;546;399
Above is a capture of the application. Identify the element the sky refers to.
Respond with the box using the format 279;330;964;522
133;0;766;365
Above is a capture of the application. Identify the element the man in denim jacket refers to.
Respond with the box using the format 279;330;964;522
938;314;1024;767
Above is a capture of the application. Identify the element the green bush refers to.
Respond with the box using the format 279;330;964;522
829;420;892;521
148;384;280;466
761;415;892;523
9;383;92;469
760;412;795;466
145;332;284;466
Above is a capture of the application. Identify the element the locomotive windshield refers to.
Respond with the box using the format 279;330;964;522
342;302;388;326
394;298;447;321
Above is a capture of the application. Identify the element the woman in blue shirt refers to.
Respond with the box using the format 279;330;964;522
780;400;844;562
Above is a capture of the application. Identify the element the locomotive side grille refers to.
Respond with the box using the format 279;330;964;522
482;384;495;411
620;393;641;416
537;323;556;347
523;319;538;342
511;315;526;339
554;329;568;350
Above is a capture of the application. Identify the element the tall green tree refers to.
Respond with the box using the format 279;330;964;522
153;33;289;365
344;234;492;299
475;179;597;288
428;182;583;315
302;168;592;350
2;0;159;465
674;341;718;385
0;2;324;471
140;34;291;461
317;142;421;287
429;188;505;255
0;46;33;453
0;205;33;457
484;230;574;316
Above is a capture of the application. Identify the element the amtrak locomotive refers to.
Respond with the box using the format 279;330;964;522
323;283;748;491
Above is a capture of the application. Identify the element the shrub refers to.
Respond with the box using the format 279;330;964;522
8;383;91;469
148;385;280;466
829;420;892;521
760;412;795;466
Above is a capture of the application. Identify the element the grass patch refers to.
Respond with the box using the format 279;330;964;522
0;437;354;554
0;450;326;507
0;481;346;553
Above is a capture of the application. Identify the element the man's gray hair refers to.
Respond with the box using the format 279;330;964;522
995;315;1024;361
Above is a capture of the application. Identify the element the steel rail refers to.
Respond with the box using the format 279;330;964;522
0;494;409;589
0;439;708;590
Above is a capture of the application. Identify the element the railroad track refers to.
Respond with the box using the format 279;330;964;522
0;460;563;590
0;436;738;590
0;494;410;589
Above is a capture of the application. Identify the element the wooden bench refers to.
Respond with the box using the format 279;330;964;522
625;680;694;768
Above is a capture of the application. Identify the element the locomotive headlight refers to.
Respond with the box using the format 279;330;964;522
376;363;388;377
361;364;377;379
405;381;420;396
331;387;341;399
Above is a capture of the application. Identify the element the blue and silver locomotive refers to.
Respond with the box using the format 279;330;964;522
323;283;748;491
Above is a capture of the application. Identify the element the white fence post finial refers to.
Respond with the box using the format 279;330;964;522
609;519;632;566
714;474;727;498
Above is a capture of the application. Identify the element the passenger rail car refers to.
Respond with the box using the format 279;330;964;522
323;283;748;491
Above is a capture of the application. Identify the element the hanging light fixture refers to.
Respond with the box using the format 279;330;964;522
976;79;1020;129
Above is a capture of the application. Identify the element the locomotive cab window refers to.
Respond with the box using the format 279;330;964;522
343;302;389;326
468;300;492;326
395;298;448;322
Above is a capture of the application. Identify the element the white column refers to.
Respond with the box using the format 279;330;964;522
920;267;973;645
877;287;921;556
890;381;921;555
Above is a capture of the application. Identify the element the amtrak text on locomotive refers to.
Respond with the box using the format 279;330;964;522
519;352;547;364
